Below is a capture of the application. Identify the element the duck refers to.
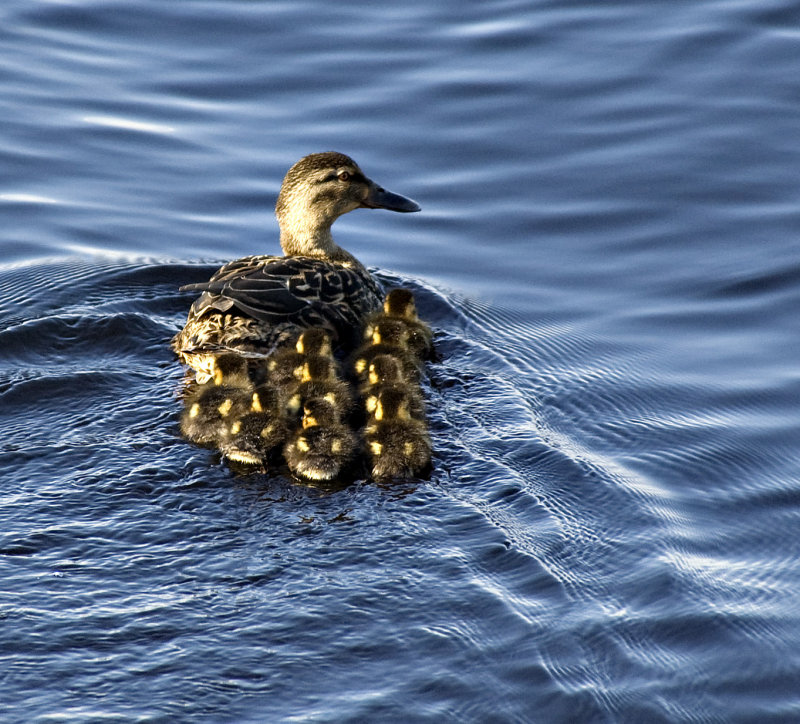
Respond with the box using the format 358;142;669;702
263;327;334;391
359;353;426;421
283;397;356;481
350;318;422;384
284;355;353;418
364;288;433;359
364;387;431;480
220;384;288;465
172;152;420;383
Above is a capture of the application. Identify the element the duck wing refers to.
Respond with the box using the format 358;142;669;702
181;255;382;337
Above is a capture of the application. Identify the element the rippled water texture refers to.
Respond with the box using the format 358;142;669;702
3;1;800;722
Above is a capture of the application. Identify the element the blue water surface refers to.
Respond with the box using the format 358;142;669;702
2;1;799;721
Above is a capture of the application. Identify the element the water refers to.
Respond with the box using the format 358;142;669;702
2;1;799;721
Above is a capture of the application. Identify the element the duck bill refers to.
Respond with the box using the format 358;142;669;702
362;181;421;212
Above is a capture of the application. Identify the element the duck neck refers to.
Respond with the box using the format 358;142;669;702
280;229;355;264
278;211;358;265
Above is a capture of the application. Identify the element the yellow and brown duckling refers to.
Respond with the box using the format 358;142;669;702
350;318;422;384
364;288;433;359
284;355;353;418
180;384;253;446
220;384;289;465
179;353;254;445
172;152;420;382
364;387;431;480
359;354;426;421
283;397;357;481
263;327;334;390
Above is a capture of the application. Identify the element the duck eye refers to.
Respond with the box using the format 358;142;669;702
337;171;350;182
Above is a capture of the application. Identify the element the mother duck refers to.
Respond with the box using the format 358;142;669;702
172;152;420;381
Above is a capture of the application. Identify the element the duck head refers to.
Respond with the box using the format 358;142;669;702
276;152;420;261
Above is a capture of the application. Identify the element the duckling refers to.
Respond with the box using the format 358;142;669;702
350;318;422;384
179;351;255;445
263;327;334;390
180;383;253;446
283;397;356;481
173;152;420;381
364;387;431;481
365;288;433;359
359;354;426;420
220;384;288;465
284;355;353;418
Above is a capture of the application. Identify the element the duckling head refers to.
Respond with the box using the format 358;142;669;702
374;387;412;421
212;353;251;387
301;397;340;429
384;288;418;320
275;152;420;261
368;355;403;385
295;328;333;357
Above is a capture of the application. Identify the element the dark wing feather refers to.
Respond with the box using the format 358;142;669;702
181;255;382;343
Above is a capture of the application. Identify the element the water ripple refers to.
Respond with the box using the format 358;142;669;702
0;234;796;722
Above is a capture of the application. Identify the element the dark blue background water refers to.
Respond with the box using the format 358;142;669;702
2;1;799;721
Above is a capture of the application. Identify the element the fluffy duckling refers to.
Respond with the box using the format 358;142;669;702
364;387;431;480
220;384;288;465
180;384;253;446
264;328;334;390
284;355;353;418
180;351;255;446
283;397;356;481
364;288;433;359
359;354;426;421
350;318;421;384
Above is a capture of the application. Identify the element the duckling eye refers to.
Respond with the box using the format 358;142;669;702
337;171;350;182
